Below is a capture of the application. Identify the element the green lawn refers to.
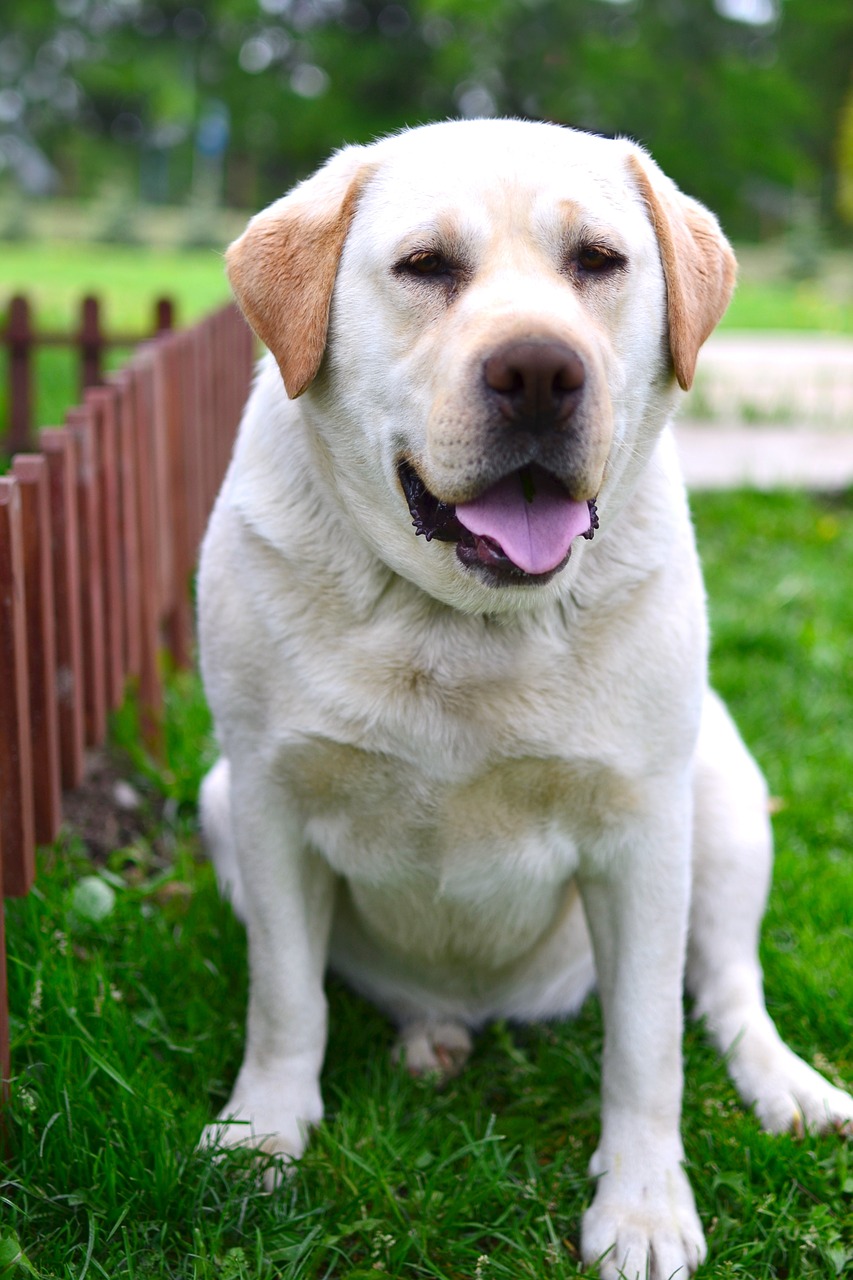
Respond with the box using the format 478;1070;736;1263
722;277;853;335
0;241;234;335
2;489;852;1279
722;248;853;335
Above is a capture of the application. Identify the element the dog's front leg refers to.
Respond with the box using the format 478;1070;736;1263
578;784;706;1280
200;760;336;1184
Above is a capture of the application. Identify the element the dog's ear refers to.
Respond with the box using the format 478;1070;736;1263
628;150;737;391
226;147;373;398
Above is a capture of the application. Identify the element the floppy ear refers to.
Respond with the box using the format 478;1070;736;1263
627;149;737;391
226;146;373;398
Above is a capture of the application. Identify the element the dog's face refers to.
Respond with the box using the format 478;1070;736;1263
227;120;735;612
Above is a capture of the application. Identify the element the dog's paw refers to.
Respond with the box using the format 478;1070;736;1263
392;1020;473;1080
199;1115;305;1190
582;1150;706;1280
198;1074;323;1190
749;1054;853;1138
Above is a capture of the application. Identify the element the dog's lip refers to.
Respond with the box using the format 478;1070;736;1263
397;459;464;544
397;459;598;585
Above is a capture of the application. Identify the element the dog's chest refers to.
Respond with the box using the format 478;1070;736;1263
288;734;593;964
280;701;636;963
292;733;580;871
280;608;644;878
272;602;658;960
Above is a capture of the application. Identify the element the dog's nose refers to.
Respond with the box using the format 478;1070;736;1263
483;340;585;430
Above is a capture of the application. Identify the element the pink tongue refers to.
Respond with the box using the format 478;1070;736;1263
456;471;591;575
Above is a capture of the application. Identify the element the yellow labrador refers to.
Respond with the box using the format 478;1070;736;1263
197;119;852;1279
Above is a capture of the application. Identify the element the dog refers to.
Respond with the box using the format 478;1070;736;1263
197;119;853;1279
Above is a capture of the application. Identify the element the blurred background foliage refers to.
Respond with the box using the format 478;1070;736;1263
0;0;851;239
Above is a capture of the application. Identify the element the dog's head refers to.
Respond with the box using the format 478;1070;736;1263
227;120;735;611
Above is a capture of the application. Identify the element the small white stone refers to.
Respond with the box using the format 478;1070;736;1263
112;780;142;811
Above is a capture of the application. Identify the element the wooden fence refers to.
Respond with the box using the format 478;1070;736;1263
0;302;255;1092
2;295;175;454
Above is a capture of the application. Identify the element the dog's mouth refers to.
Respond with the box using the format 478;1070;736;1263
398;460;598;587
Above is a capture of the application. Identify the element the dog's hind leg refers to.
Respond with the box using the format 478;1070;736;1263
200;757;248;923
687;690;853;1135
392;1021;473;1081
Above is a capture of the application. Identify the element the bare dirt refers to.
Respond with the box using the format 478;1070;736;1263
60;750;169;866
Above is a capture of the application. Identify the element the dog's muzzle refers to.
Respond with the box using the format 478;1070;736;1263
399;459;598;588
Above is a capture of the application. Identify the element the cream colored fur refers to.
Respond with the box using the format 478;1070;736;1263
197;120;852;1280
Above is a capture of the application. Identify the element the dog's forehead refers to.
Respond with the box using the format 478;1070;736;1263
356;120;647;245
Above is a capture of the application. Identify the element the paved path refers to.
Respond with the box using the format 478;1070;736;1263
674;423;853;490
675;332;853;490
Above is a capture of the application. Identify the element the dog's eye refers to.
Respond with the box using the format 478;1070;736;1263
409;252;445;274
575;244;626;275
397;250;455;280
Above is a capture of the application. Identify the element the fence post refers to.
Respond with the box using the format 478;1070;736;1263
147;344;174;625
7;295;34;454
112;371;142;682
155;298;174;333
0;477;35;897
181;328;205;564
162;336;193;668
0;831;8;1094
12;455;62;847
128;359;164;753
67;403;107;748
85;386;125;710
79;295;103;393
40;429;86;790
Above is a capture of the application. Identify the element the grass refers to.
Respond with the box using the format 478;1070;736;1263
0;243;233;331
722;280;853;336
722;248;853;335
2;489;853;1279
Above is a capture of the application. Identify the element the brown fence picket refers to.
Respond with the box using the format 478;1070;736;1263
163;336;193;668
113;370;143;682
6;297;34;455
0;477;35;896
11;455;62;846
67;403;108;749
203;322;215;524
129;356;164;751
86;386;125;710
151;344;175;621
0;836;8;1091
79;296;103;392
184;329;206;559
41;428;87;790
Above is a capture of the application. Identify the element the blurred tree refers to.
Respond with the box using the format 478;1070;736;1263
443;0;822;236
840;87;853;225
0;0;850;236
774;0;853;222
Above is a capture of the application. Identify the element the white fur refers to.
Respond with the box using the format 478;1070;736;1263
197;120;852;1280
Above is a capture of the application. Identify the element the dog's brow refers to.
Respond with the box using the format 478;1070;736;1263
565;217;630;256
394;215;461;250
558;197;586;224
557;199;626;242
